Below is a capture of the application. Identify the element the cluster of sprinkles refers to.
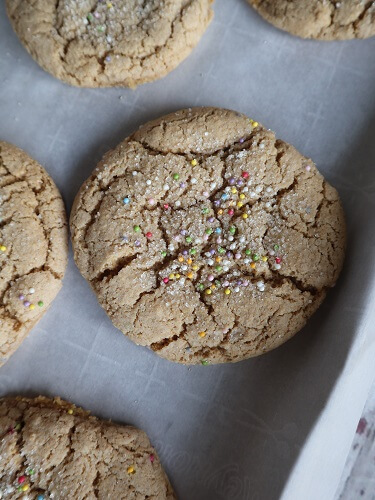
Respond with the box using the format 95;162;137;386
18;288;44;310
157;166;284;295
15;468;35;493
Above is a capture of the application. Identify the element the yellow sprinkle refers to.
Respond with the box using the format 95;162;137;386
218;209;223;215
205;289;212;295
199;331;206;338
242;213;248;219
187;272;193;279
224;289;231;295
210;284;216;290
178;256;184;262
239;193;246;200
0;245;6;252
250;119;259;128
250;262;256;269
67;409;74;415
175;273;181;279
187;258;192;265
169;273;175;280
261;256;268;262
29;304;35;311
22;485;29;492
191;159;197;166
107;2;113;7
215;257;221;262
192;264;198;271
127;466;135;474
231;187;237;194
237;202;243;208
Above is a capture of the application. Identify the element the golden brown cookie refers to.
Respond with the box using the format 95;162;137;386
248;0;375;40
6;0;214;88
0;396;175;499
70;107;346;365
0;142;68;366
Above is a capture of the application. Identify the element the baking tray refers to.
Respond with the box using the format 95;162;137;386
1;1;375;499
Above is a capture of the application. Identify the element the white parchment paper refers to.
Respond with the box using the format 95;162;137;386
1;1;375;499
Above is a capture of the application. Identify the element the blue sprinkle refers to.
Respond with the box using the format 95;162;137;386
221;193;229;201
215;228;222;233
123;197;130;205
37;496;44;500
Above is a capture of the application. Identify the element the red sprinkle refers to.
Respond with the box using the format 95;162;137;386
149;454;155;463
275;257;281;264
146;232;153;239
18;476;26;484
163;204;169;210
242;171;249;179
163;278;169;284
228;209;234;216
7;427;14;434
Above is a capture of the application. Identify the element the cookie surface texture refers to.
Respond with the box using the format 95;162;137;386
0;396;175;499
6;0;214;87
70;107;346;365
0;142;68;366
248;0;375;40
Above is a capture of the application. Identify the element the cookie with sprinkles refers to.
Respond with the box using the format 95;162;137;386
0;396;175;499
70;107;346;365
6;0;214;88
0;142;68;365
247;0;375;40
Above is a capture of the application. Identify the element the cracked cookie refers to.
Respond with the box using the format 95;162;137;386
6;0;214;88
0;396;175;499
248;0;375;40
70;107;346;365
0;142;68;366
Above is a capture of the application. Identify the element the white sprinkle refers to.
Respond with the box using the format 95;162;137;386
29;288;35;294
228;235;234;242
243;186;249;192
266;187;272;193
229;243;236;250
132;171;138;176
175;200;181;207
259;143;265;150
265;202;271;208
168;244;175;251
191;178;197;184
274;264;281;270
208;259;214;266
210;182;217;190
244;258;250;264
180;278;186;285
195;238;202;244
239;236;246;243
163;184;170;191
223;266;229;272
234;287;240;293
146;179;152;185
250;192;257;198
181;265;188;271
255;185;263;193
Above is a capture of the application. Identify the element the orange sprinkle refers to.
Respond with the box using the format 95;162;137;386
178;256;184;262
187;258;192;265
187;272;194;279
250;262;256;269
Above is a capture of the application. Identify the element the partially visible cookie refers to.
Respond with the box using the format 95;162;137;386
6;0;214;88
0;396;175;499
70;107;346;365
248;0;375;40
0;142;68;365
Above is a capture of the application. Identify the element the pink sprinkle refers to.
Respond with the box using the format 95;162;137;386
243;280;249;286
208;275;214;281
235;253;241;259
203;191;209;197
149;454;155;463
223;281;229;287
163;204;169;210
305;165;311;171
163;278;169;284
242;171;249;179
356;417;367;435
94;11;100;18
19;294;24;300
146;232;153;239
24;301;30;307
148;198;155;205
203;235;209;241
228;209;234;216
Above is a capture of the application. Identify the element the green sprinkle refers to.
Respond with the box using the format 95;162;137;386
218;247;225;254
173;173;180;181
229;226;236;235
190;248;197;255
197;283;204;291
87;13;93;21
27;468;35;476
202;207;209;214
253;254;259;261
205;228;213;235
215;266;222;272
97;25;105;32
38;301;44;307
160;250;167;257
133;225;141;233
201;359;209;366
15;423;22;431
186;236;192;244
274;244;279;251
215;280;221;287
245;249;251;255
